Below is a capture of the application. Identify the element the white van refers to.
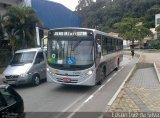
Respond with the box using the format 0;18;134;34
3;48;47;86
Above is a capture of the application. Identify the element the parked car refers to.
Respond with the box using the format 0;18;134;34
3;48;47;86
0;84;25;118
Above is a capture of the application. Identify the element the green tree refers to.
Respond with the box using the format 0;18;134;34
3;6;40;54
154;25;160;49
156;25;160;32
76;0;160;32
113;17;152;47
0;15;4;41
144;5;160;28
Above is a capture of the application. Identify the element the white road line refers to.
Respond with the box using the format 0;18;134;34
54;95;86;118
98;85;105;91
113;73;117;77
62;95;85;112
107;64;136;106
67;75;117;118
66;62;128;118
107;77;112;83
84;95;94;103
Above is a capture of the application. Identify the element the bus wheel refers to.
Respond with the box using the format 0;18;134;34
32;74;40;86
97;68;106;85
115;59;120;71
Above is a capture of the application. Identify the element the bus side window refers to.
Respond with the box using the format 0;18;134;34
102;36;108;55
96;38;101;58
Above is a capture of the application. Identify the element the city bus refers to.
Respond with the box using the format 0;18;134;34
46;27;123;86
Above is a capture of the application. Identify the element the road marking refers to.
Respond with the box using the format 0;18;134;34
98;85;105;91
54;94;86;118
107;77;112;83
107;64;136;106
67;76;116;118
62;95;85;112
84;95;94;103
66;57;130;117
113;73;117;77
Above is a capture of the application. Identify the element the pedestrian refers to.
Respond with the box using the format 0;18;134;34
131;49;134;58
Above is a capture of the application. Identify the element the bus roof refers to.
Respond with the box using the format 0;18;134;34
48;27;123;40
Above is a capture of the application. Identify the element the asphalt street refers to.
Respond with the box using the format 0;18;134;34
14;55;137;118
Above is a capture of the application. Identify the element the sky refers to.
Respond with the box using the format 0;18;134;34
48;0;79;11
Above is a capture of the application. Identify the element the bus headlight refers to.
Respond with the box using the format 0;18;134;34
47;68;55;75
86;70;93;76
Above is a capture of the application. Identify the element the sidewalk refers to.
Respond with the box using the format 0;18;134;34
104;50;160;113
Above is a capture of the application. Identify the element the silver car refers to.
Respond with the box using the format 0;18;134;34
3;48;46;86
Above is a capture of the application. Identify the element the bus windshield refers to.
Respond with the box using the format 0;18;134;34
47;30;94;70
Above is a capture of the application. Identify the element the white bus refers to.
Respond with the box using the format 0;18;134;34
46;27;123;86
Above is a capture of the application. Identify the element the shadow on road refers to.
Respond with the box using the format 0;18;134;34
52;85;94;94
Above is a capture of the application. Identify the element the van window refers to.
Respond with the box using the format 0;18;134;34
36;52;44;62
11;51;36;65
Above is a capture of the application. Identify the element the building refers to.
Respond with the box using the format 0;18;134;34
0;0;23;15
0;0;81;47
155;14;160;27
29;0;81;45
28;0;81;29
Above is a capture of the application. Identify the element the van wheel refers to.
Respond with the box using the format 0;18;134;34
32;75;40;86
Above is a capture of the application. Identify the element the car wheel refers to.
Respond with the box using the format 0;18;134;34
32;75;40;86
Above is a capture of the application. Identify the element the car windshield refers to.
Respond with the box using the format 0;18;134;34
10;51;36;65
47;30;94;70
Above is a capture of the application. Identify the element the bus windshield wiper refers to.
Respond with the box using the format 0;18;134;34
72;39;83;51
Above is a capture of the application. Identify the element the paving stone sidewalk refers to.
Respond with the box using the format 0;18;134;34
106;50;160;113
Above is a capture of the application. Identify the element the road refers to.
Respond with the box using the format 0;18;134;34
15;55;138;118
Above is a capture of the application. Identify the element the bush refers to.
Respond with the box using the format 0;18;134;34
148;38;160;49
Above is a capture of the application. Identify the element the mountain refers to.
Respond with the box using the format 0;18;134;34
76;0;160;32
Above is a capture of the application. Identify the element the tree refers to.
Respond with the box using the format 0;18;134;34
144;5;160;28
76;0;94;11
113;17;152;47
156;25;160;32
76;0;160;32
154;25;160;49
3;6;40;54
0;15;4;41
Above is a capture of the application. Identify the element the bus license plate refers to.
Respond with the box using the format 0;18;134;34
63;78;71;83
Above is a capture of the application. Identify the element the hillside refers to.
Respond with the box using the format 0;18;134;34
76;0;160;32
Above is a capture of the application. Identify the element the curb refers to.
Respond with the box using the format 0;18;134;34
107;64;136;107
154;62;160;83
103;52;142;113
104;53;141;113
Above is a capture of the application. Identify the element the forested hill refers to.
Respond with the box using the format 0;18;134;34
76;0;160;32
